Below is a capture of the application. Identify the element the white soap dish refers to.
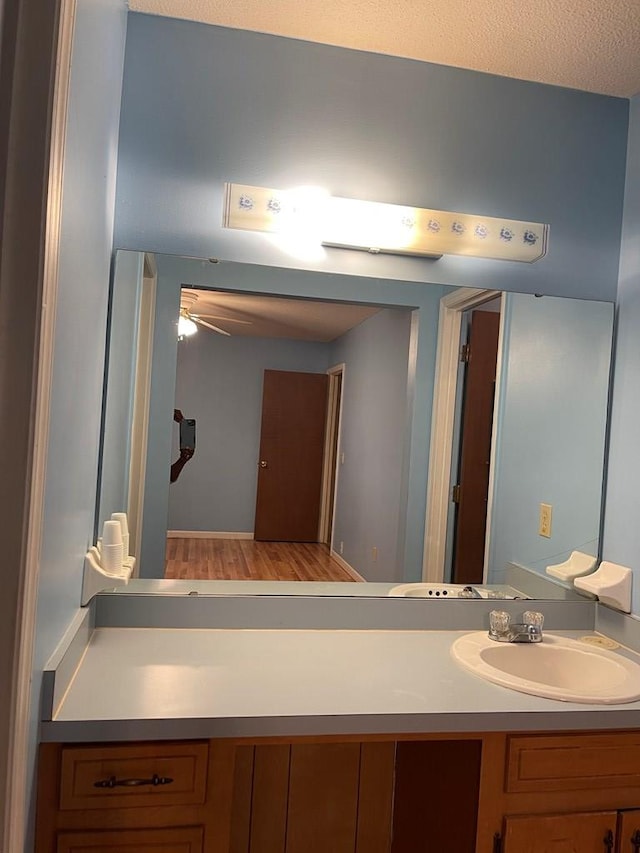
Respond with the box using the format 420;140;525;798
546;550;597;582
574;561;632;613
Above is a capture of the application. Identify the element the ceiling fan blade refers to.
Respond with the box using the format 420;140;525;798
196;313;253;325
193;316;231;336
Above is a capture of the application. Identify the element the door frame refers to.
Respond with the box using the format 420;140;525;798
126;253;157;567
2;1;75;850
422;287;502;583
318;363;345;546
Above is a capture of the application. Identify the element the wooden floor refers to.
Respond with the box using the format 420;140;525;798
165;538;360;582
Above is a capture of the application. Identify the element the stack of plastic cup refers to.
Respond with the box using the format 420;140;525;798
101;519;124;575
111;512;129;559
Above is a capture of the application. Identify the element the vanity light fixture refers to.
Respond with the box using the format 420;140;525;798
223;183;549;264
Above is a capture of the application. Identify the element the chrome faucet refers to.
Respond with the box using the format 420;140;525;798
460;585;482;599
489;610;544;643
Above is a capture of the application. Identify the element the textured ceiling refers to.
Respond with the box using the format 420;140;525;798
181;288;381;341
130;0;640;97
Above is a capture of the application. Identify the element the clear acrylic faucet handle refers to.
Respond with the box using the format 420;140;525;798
523;610;544;628
489;610;511;634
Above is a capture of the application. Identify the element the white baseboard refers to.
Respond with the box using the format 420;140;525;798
329;550;366;582
166;530;254;540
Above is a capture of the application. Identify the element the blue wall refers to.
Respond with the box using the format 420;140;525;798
330;309;415;582
488;293;613;583
115;14;627;302
169;332;330;532
603;95;640;610
29;0;127;836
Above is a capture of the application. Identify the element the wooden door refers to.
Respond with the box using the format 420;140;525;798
618;811;640;852
452;310;500;584
254;370;328;541
502;811;617;852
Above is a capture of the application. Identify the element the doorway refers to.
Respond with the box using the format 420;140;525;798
423;287;502;583
450;307;501;584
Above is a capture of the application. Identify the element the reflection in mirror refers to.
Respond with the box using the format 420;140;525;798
97;252;613;599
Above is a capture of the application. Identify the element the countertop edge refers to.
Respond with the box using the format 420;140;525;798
39;708;640;743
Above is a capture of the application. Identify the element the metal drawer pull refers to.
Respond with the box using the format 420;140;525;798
631;829;640;852
603;829;614;851
93;774;174;788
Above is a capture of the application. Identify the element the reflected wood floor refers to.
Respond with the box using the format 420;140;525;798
165;538;360;582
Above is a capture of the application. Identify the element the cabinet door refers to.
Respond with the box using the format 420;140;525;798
503;811;617;852
56;826;203;852
618;810;640;852
231;742;395;853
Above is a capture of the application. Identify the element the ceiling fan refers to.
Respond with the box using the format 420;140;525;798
178;290;252;339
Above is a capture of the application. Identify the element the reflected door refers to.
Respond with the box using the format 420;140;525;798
452;310;500;584
254;370;328;541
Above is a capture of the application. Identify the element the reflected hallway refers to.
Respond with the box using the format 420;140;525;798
164;538;361;582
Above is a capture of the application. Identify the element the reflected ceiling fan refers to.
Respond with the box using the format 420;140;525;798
178;290;252;339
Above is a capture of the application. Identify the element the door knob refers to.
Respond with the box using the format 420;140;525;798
260;460;268;468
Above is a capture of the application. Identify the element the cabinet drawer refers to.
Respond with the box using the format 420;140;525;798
506;733;640;793
56;826;204;852
59;741;208;810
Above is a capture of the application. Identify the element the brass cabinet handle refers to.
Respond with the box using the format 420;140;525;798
603;829;614;852
631;829;640;852
93;774;174;788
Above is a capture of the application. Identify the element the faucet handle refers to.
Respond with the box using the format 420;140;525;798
523;610;544;629
489;610;511;635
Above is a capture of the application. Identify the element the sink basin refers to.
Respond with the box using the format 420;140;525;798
387;583;516;599
451;632;640;704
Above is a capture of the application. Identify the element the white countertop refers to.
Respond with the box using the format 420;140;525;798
41;626;640;742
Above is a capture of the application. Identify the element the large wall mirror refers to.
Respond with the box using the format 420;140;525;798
97;251;613;599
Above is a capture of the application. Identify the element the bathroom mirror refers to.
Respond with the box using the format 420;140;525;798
97;250;613;598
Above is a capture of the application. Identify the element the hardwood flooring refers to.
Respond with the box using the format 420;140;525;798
165;537;360;582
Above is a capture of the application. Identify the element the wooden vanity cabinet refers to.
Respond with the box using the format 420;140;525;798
55;826;205;852
500;812;616;852
35;740;235;853
228;738;482;853
617;811;640;853
483;733;640;853
36;730;640;853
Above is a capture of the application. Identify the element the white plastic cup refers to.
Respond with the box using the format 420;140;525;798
102;519;123;546
101;542;124;575
111;512;129;557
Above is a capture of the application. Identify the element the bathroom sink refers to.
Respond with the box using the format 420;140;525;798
451;632;640;704
387;583;514;599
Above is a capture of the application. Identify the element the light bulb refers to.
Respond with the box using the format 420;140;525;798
178;314;198;340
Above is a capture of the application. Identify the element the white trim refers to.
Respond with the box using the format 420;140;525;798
318;363;345;546
127;255;157;566
329;550;366;582
4;3;76;851
422;287;501;583
166;530;254;539
482;303;508;582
